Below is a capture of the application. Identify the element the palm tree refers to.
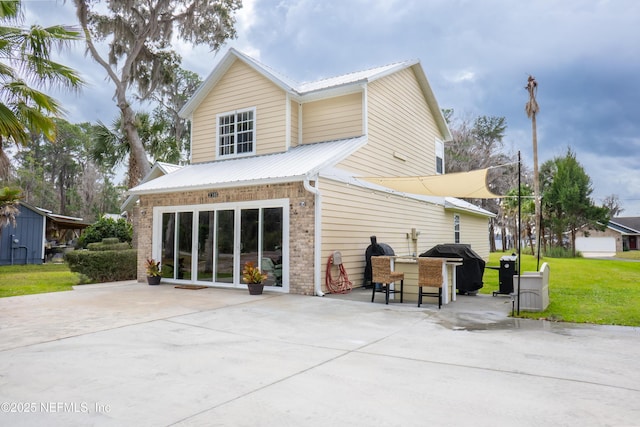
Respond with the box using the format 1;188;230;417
91;111;187;188
525;75;541;258
0;0;84;180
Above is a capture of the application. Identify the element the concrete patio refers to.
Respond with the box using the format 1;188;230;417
0;281;639;426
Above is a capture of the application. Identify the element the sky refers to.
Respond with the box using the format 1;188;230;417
21;0;640;216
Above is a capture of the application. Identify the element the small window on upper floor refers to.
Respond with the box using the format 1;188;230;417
217;107;256;159
435;139;445;174
454;214;460;244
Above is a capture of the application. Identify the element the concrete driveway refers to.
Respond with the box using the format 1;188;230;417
0;282;639;426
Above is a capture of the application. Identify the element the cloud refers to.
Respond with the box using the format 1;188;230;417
19;0;640;215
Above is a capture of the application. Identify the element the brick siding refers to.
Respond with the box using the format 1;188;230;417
135;182;316;295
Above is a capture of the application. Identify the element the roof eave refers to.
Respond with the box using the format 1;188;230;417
127;175;309;197
299;81;366;102
410;62;452;141
444;199;496;218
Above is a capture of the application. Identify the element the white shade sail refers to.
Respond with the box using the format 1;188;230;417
359;168;503;199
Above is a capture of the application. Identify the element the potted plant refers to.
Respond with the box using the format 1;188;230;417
145;258;162;285
242;261;268;295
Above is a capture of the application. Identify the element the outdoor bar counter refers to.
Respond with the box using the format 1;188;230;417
392;256;463;305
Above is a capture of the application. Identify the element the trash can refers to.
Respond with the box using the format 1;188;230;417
493;255;517;296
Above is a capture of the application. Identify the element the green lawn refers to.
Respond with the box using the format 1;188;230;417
483;252;640;326
0;263;81;298
2;255;640;327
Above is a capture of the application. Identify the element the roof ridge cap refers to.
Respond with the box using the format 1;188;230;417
232;48;301;88
300;59;414;86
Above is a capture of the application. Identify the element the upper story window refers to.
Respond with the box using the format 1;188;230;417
216;107;256;158
435;138;445;174
454;214;460;244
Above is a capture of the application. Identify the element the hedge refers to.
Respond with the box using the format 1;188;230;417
66;249;137;283
87;241;132;252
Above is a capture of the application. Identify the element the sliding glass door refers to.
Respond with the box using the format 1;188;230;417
215;210;234;283
155;200;287;290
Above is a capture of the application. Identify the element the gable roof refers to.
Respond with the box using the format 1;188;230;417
121;161;184;211
179;48;451;141
127;136;368;196
608;217;640;234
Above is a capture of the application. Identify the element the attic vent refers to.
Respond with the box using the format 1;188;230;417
393;151;407;161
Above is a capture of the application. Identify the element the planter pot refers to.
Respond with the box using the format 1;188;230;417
247;283;264;295
147;275;161;286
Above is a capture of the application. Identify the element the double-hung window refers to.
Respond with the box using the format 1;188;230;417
217;107;256;158
454;214;460;244
435;138;445;174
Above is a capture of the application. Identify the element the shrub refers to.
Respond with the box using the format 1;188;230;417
65;249;137;283
87;241;132;251
77;217;132;248
543;246;583;258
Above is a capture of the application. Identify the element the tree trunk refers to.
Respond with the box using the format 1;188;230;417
501;225;507;250
489;219;496;252
116;88;150;187
532;112;541;259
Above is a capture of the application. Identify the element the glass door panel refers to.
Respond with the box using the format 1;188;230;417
197;211;214;281
240;209;259;273
261;207;283;286
161;212;175;279
215;210;234;283
177;212;193;280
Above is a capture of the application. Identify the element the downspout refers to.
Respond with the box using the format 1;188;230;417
304;175;324;296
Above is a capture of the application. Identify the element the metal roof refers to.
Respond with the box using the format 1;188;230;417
121;161;184;212
155;161;182;175
127;136;367;196
296;61;416;93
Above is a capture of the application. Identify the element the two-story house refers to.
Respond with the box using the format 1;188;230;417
127;48;494;295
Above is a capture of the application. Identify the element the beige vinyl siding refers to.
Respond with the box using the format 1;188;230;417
301;92;363;144
191;60;287;163
319;177;453;292
290;100;299;147
454;211;490;259
339;67;442;176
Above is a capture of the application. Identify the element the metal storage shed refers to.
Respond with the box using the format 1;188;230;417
0;203;46;266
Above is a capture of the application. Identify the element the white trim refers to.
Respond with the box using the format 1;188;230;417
285;93;291;150
188;114;193;163
303;176;323;296
362;84;368;136
152;198;290;293
132;175;308;196
215;106;257;159
298;103;303;145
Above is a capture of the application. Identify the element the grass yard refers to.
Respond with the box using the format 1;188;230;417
2;254;640;327
482;252;640;326
0;263;81;298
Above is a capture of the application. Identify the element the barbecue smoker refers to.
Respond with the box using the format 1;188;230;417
363;236;395;288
